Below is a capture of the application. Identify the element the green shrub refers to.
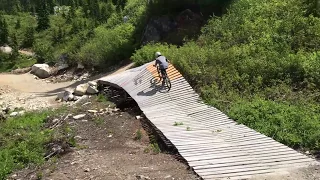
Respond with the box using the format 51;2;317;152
33;39;54;64
131;43;176;66
79;23;135;68
229;98;320;151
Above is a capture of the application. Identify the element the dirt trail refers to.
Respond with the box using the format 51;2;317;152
0;63;134;110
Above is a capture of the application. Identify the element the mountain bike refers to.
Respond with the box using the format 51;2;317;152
156;65;171;91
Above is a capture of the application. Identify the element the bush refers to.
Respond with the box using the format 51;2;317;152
78;23;135;68
33;39;54;64
131;43;176;66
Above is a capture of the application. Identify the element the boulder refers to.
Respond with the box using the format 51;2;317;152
56;90;74;101
77;63;84;69
74;95;89;105
31;64;51;78
86;86;98;95
0;46;12;54
74;84;90;96
88;81;97;87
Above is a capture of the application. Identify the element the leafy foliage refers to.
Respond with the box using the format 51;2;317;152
0;111;52;179
78;23;135;68
132;0;320;152
229;99;320;151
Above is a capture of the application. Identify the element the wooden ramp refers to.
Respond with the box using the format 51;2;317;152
98;62;318;180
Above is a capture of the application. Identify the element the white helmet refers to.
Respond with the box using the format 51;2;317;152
155;52;161;58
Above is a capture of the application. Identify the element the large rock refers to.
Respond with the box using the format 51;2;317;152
88;81;97;87
74;84;89;96
0;46;12;54
77;63;84;69
56;90;74;101
86;86;98;95
31;64;51;78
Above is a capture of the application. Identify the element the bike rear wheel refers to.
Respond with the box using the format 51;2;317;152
165;77;172;91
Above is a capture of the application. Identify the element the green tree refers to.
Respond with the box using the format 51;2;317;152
36;2;50;31
0;16;9;45
306;0;320;16
15;19;21;29
21;27;35;48
10;33;19;60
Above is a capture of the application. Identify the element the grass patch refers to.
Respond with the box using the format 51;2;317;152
0;53;36;73
134;129;142;141
95;94;108;103
93;117;104;126
0;108;69;179
173;122;184;126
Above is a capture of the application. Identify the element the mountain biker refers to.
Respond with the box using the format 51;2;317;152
153;52;170;84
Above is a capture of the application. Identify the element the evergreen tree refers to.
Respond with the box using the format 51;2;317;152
0;16;9;45
22;27;35;48
36;2;50;31
15;19;21;29
10;33;19;60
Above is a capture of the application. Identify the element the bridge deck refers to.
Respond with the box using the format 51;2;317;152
98;62;318;180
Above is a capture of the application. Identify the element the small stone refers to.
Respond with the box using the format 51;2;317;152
73;114;86;120
18;111;25;115
82;102;92;106
305;151;310;155
113;107;120;112
136;116;142;120
10;112;18;116
164;175;172;179
84;168;90;172
82;120;88;122
88;110;98;113
75;136;82;139
136;175;151;180
52;119;59;123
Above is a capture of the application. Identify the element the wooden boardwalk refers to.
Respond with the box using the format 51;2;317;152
98;62;318;180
